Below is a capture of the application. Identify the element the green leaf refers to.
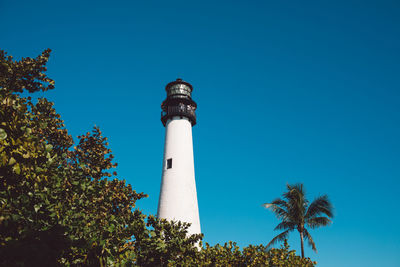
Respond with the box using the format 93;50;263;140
0;128;7;140
8;157;16;165
39;122;48;129
13;164;21;175
34;204;41;212
45;144;53;152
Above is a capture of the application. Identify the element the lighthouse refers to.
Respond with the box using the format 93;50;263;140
157;78;201;236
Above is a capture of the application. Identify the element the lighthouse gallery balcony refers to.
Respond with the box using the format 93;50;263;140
161;104;196;126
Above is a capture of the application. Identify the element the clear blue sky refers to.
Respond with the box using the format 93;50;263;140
2;0;400;266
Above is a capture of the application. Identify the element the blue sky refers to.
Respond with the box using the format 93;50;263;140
2;0;400;266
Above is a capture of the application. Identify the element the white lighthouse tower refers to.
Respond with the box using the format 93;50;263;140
157;78;201;236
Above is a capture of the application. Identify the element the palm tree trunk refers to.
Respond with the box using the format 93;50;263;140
300;230;305;258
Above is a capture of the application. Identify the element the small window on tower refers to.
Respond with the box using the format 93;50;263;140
167;158;172;169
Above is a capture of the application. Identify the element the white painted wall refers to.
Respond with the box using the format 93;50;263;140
157;116;201;236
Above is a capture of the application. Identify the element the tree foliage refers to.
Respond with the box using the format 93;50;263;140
198;239;315;267
0;49;316;266
264;183;334;258
0;49;147;266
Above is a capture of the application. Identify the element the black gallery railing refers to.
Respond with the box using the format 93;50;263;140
161;105;196;126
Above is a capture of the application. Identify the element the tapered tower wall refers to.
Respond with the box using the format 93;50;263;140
157;116;201;235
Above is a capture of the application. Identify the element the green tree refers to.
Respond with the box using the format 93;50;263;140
131;216;202;266
0;49;147;266
264;183;333;258
0;49;68;266
197;239;315;267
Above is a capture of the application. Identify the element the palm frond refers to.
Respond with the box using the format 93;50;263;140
291;183;305;195
284;183;305;199
263;198;289;220
283;184;308;223
274;221;296;231
303;228;317;252
266;229;291;249
306;216;332;229
305;195;334;219
270;198;289;208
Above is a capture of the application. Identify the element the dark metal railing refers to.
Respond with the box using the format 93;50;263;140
161;104;196;126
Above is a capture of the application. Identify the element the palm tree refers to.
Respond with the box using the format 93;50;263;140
263;183;333;258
